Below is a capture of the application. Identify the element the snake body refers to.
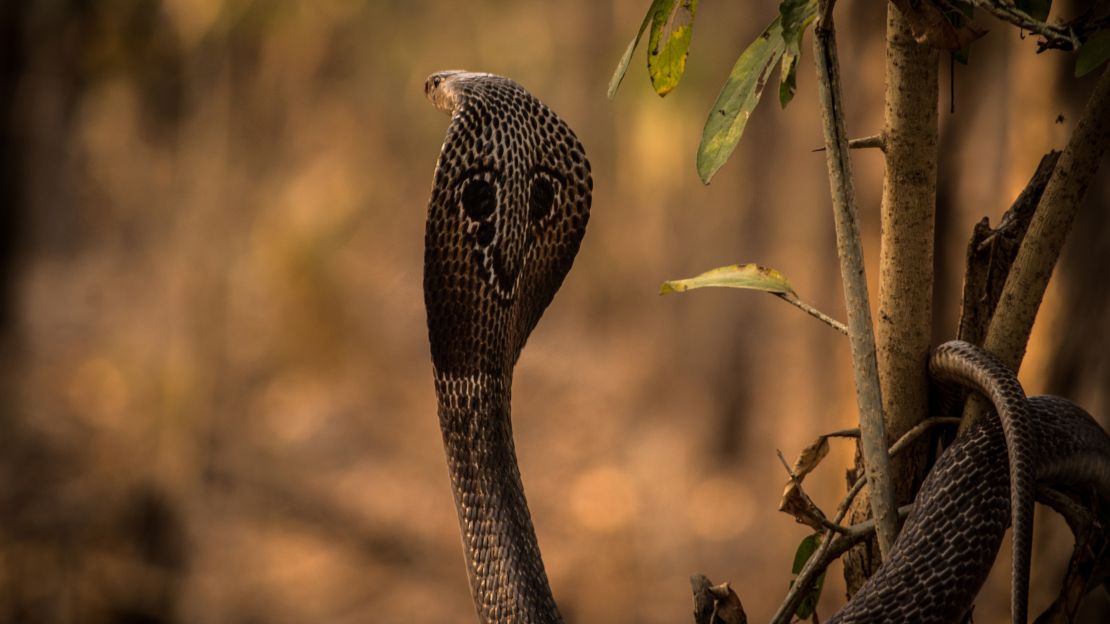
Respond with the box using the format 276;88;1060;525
831;342;1110;623
422;71;1110;623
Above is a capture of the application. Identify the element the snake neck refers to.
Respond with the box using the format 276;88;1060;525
434;372;562;624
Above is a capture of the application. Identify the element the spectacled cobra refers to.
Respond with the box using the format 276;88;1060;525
422;71;1110;623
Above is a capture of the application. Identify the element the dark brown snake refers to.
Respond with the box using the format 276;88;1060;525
422;71;1110;623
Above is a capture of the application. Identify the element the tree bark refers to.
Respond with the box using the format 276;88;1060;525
875;0;938;500
964;63;1110;428
844;2;938;595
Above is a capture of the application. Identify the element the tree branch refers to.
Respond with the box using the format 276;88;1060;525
875;0;939;512
770;503;915;624
811;134;885;152
968;0;1080;52
771;416;958;623
843;2;939;594
848;134;885;151
966;64;1110;427
812;0;898;559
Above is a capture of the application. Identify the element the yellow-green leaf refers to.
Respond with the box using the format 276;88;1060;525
1076;30;1110;78
608;0;665;100
696;16;786;183
647;0;699;97
660;263;796;296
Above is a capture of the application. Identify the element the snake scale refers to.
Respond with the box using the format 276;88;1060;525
422;71;1110;623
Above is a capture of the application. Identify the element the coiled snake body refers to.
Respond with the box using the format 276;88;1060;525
422;71;1110;623
832;343;1110;623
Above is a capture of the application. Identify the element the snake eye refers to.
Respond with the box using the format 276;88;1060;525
529;176;556;221
461;179;496;220
426;75;443;97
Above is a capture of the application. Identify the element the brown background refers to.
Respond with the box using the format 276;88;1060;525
1;1;1108;622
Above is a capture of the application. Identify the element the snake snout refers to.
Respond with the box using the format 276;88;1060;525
424;70;469;114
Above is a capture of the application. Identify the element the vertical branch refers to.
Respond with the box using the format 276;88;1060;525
844;4;938;592
811;0;897;558
965;64;1110;426
876;2;937;472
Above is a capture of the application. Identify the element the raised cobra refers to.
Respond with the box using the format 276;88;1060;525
422;71;1110;623
423;70;589;622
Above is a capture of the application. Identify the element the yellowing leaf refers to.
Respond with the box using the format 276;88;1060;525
791;435;830;479
660;263;796;297
647;0;699;97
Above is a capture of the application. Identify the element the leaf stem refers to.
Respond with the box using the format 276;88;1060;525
777;292;848;335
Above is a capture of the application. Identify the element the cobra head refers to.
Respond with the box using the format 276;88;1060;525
423;71;592;378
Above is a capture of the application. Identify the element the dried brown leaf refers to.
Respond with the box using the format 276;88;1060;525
791;435;830;479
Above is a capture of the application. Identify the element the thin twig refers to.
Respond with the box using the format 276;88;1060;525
838;504;914;541
849;134;885;150
770;477;867;623
1037;486;1094;535
771;503;914;624
771;415;959;622
811;133;886;152
968;0;1079;51
777;292;849;335
1033;486;1110;622
887;417;960;456
812;0;898;558
777;449;797;477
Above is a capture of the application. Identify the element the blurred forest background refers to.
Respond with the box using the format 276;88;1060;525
1;1;1108;623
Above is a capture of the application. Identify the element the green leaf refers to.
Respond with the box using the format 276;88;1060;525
789;533;826;619
1076;30;1110;78
608;0;665;100
696;16;786;184
791;533;821;574
660;263;796;296
778;0;818;108
647;0;699;97
1015;0;1051;23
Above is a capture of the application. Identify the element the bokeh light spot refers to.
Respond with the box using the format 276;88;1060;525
569;465;639;533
